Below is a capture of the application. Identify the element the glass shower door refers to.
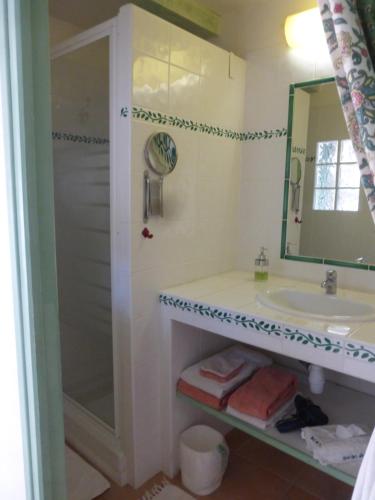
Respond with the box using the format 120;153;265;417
51;36;115;428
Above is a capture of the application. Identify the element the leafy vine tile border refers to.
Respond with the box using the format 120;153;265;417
160;294;343;355
345;341;375;363
129;106;287;142
52;131;109;145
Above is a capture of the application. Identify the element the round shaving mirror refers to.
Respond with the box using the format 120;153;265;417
144;132;177;177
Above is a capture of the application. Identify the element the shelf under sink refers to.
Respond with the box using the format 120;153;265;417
177;377;375;486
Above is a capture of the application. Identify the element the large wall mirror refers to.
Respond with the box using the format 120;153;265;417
281;77;375;271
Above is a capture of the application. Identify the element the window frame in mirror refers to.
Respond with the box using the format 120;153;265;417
280;77;373;272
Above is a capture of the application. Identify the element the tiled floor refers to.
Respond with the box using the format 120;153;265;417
97;429;354;500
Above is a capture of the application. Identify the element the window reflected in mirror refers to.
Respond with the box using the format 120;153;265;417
313;139;360;212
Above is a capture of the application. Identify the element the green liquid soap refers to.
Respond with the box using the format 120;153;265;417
254;271;268;282
254;247;269;282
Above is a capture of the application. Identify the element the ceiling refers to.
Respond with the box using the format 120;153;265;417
49;0;262;29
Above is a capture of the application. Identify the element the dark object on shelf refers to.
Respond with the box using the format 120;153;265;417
276;395;329;433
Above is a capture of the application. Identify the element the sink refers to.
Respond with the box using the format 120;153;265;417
257;288;375;323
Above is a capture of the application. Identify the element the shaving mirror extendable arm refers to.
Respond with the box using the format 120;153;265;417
143;132;178;223
281;77;375;271
290;157;302;213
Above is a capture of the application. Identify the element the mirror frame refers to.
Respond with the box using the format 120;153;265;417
280;76;375;272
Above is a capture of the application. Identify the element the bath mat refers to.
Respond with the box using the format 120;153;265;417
139;478;195;500
65;445;110;500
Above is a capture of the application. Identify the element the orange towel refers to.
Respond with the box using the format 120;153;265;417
177;379;231;410
228;366;297;420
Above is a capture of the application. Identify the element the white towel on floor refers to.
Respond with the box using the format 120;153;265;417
140;483;195;500
352;426;375;500
301;425;370;466
65;445;110;500
226;397;295;430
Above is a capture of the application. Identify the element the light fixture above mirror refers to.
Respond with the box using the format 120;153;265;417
284;7;326;50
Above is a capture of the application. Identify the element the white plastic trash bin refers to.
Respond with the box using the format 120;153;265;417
180;425;229;496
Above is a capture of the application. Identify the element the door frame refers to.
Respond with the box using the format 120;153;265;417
0;1;66;498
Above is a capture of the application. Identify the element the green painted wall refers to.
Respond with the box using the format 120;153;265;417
134;0;221;37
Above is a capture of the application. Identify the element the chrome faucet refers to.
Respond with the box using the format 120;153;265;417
321;270;337;295
356;256;368;265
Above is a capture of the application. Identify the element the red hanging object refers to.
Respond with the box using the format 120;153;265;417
142;227;154;239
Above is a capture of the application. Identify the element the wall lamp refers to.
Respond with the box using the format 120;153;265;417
285;7;326;50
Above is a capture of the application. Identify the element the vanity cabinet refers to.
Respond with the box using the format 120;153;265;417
160;272;375;486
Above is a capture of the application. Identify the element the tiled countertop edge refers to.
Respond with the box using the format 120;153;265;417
160;293;375;364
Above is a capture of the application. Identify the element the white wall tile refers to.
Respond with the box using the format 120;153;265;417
132;53;169;112
170;25;201;73
201;41;228;79
169;66;201;121
127;5;246;486
133;8;170;62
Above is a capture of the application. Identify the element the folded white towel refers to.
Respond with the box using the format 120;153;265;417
180;361;257;399
226;397;295;430
201;345;272;378
227;345;273;368
180;346;272;399
302;425;370;466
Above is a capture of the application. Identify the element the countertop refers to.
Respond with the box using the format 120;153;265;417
161;271;375;344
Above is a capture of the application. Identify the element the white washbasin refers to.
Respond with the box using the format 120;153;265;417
257;288;375;323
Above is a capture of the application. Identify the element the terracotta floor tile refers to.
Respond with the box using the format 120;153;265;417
284;485;320;500
225;428;253;453
95;430;354;500
196;454;293;500
235;434;307;482
293;463;353;500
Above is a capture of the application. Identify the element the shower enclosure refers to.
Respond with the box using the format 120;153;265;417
52;34;114;427
50;19;128;484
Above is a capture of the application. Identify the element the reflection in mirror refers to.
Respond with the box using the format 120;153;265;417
283;79;375;267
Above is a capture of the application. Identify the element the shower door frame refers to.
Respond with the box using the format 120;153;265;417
51;17;131;484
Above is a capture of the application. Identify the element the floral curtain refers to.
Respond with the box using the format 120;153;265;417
318;0;375;222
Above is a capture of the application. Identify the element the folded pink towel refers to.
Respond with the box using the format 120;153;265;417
227;366;297;420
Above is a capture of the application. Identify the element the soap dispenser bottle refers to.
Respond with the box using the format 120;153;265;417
254;247;269;281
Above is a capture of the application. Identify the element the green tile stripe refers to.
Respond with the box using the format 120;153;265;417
345;343;375;362
284;255;324;264
129;106;287;142
160;294;342;353
324;259;369;270
52;131;109;145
